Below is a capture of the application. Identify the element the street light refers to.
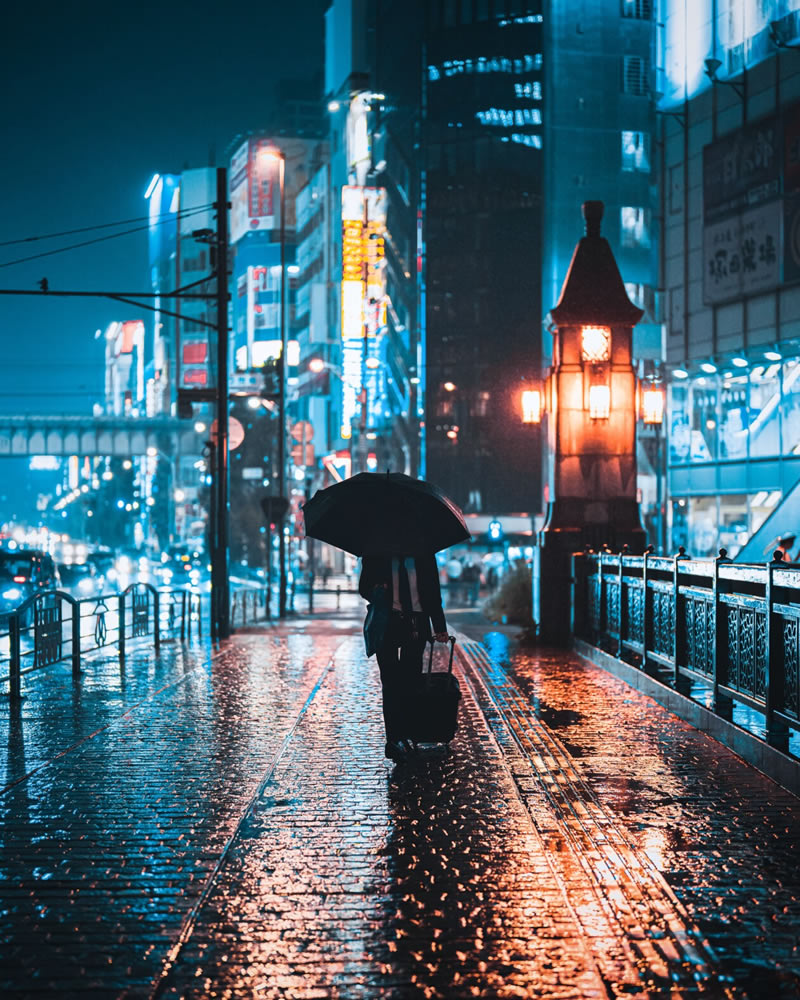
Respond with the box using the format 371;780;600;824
259;147;288;618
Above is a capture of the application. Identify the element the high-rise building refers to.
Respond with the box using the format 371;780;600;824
323;1;657;527
659;0;800;560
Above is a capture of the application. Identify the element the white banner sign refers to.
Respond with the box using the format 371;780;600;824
703;200;781;304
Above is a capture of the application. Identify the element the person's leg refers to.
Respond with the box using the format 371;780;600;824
396;615;428;740
376;616;404;745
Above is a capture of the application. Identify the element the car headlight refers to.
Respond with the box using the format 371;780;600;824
2;587;22;601
78;578;94;592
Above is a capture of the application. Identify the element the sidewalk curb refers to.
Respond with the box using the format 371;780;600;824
573;637;800;800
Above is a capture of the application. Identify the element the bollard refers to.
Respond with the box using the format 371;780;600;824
180;592;186;642
119;592;126;663
71;598;81;679
8;612;21;702
153;591;160;652
336;585;341;611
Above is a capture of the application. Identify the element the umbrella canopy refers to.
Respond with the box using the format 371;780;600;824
302;472;470;557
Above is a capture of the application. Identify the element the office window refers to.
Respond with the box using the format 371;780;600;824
622;56;649;96
620;206;651;248
621;130;650;172
621;0;652;18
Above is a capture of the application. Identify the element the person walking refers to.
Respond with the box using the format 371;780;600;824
359;553;450;763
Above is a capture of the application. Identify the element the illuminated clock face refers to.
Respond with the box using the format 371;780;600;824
581;326;611;362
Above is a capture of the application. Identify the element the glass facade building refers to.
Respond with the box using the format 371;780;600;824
660;0;800;558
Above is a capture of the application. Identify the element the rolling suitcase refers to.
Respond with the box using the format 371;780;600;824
408;636;461;744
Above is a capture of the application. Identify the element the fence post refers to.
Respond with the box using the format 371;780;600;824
119;592;126;663
765;554;789;750
618;546;628;659
598;551;606;641
71;596;80;679
153;589;160;652
8;612;21;702
712;549;732;719
181;592;186;642
673;546;686;688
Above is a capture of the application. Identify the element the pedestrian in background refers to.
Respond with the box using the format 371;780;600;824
776;534;796;561
445;555;463;605
359;553;450;763
462;560;480;606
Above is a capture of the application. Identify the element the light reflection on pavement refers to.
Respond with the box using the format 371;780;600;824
1;615;799;998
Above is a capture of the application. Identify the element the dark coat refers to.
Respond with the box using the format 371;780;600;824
359;553;447;635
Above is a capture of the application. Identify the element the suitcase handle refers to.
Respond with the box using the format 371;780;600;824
426;635;456;674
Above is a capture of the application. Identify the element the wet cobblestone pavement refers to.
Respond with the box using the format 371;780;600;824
1;611;799;998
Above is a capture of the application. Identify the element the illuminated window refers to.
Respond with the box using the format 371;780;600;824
581;326;611;363
473;391;490;417
621;131;650;172
437;397;454;418
622;56;649;96
621;0;651;18
620;206;651;248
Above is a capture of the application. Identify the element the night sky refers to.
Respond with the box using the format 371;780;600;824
1;0;327;416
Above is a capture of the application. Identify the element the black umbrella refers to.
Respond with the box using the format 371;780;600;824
302;472;470;557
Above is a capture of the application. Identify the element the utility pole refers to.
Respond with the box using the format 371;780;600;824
276;153;288;619
213;166;231;639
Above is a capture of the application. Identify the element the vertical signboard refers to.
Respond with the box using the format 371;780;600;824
341;185;364;440
702;113;781;304
229;138;281;244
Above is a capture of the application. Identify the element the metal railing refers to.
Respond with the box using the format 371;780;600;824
1;584;202;701
572;547;800;750
230;586;269;627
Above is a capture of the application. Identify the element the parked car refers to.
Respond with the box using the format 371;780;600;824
57;562;104;600
85;548;116;589
0;549;60;622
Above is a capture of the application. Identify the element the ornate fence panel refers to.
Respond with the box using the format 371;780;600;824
34;597;63;668
132;587;150;637
2;584;201;700
572;550;800;750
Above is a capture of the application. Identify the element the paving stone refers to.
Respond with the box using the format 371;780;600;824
2;615;800;997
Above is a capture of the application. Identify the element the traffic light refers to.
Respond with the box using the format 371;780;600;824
488;519;503;542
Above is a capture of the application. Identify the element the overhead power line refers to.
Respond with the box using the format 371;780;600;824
0;205;215;270
0;205;215;249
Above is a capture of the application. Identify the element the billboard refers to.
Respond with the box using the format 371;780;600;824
703;201;781;303
702;115;779;224
340;186;387;440
230;138;281;243
702;111;782;304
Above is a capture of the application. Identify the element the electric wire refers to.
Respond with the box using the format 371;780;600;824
0;205;215;249
0;206;215;270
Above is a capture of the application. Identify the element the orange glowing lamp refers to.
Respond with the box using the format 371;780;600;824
588;384;611;420
641;385;665;425
521;389;543;424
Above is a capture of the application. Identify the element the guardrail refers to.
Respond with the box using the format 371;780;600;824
572;547;800;751
1;584;202;702
230;586;269;627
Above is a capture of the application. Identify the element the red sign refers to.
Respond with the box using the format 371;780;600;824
183;342;208;365
183;369;208;386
